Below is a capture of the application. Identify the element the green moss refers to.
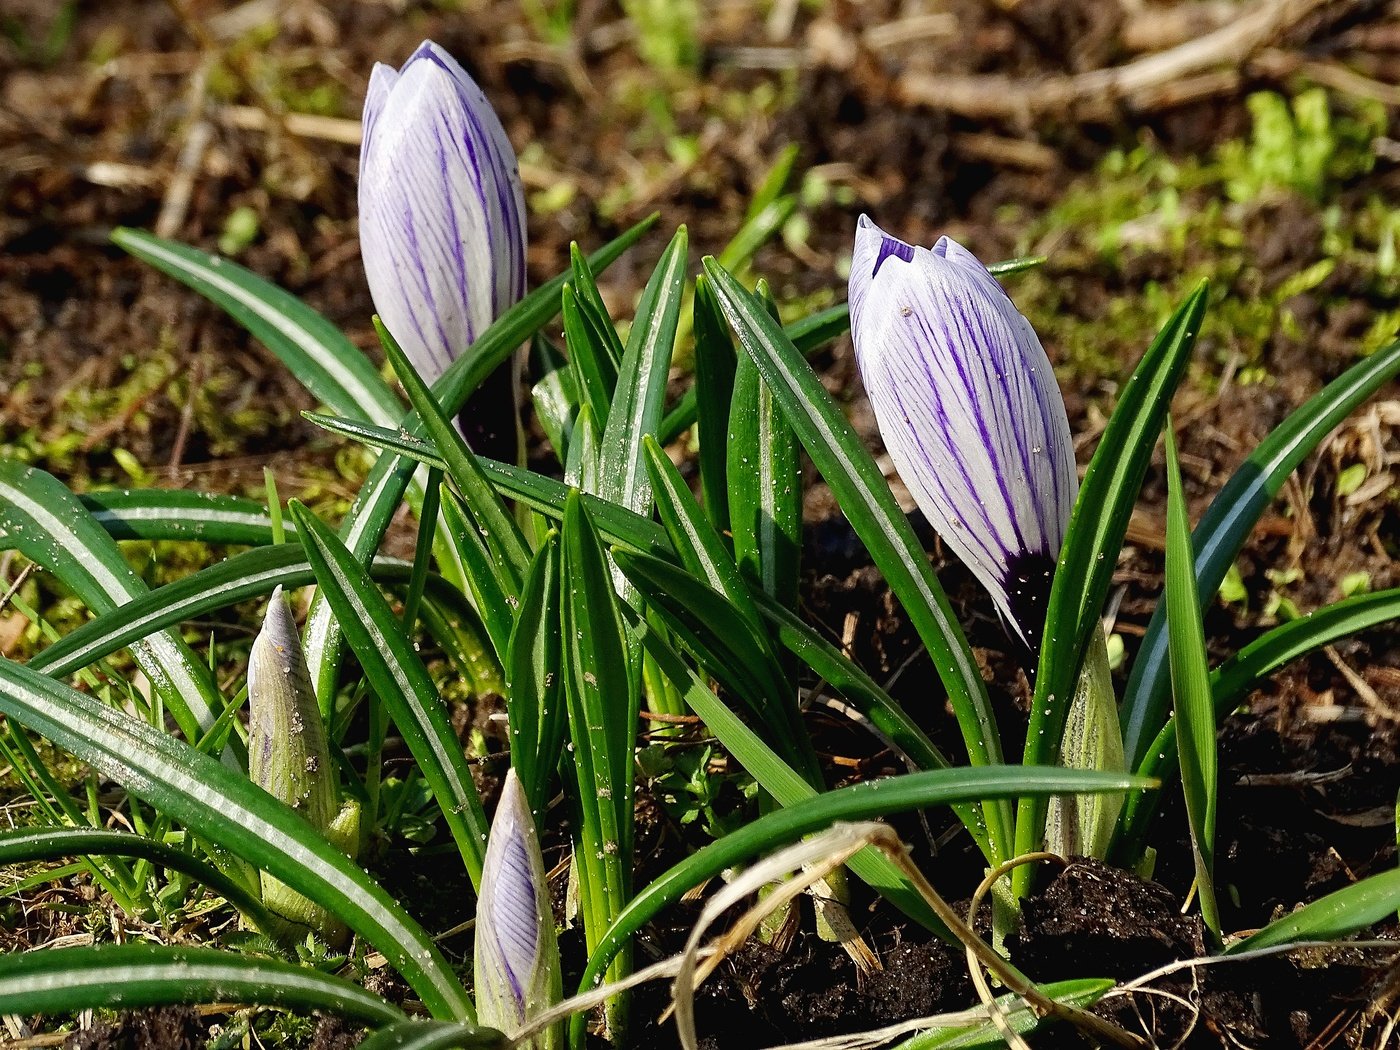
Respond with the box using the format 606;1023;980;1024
1003;89;1397;394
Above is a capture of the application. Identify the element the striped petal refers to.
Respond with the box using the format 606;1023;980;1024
474;769;560;1045
359;40;527;382
850;215;1076;646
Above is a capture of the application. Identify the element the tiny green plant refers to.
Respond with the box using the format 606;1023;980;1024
2;32;1399;1050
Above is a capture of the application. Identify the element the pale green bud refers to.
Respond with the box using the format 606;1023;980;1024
247;586;355;944
1046;624;1125;860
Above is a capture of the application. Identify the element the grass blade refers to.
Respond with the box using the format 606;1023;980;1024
288;502;489;888
728;347;801;611
505;536;566;815
111;228;404;427
1117;587;1400;857
1226;866;1400;953
1164;426;1220;938
0;660;471;1020
356;1020;507;1050
701;257;1011;862
300;216;658;704
377;318;530;595
576;763;1153;1000
692;273;738;530
598;227;688;515
0;463;223;747
0;943;405;1025
1014;281;1208;887
893;978;1115;1049
0;827;275;936
1121;337;1400;769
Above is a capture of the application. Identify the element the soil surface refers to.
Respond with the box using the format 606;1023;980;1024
4;1;1400;1048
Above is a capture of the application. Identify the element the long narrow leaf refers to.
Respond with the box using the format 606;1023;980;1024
378;318;530;594
0;943;405;1025
701;257;1011;863
0;827;275;935
1014;282;1208;886
301;216;658;703
575;764;1154;998
728;347;800;612
357;1020;507;1050
0;661;471;1020
1121;337;1400;768
1226;866;1400;953
692;273;739;530
289;502;489;888
112;229;403;427
598;228;687;514
894;979;1115;1049
1164;427;1220;937
0;463;223;746
1117;587;1400;856
505;536;566;815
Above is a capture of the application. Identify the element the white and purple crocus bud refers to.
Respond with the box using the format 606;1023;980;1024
849;215;1077;649
474;768;561;1048
359;40;527;383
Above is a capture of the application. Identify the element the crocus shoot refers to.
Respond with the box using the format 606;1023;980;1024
247;586;360;943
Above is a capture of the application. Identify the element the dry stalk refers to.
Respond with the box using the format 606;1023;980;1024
898;0;1333;119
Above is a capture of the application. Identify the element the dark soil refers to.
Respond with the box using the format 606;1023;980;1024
5;0;1400;1048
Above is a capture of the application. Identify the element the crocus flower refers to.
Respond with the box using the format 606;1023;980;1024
474;768;561;1047
849;215;1076;648
359;40;527;383
248;586;359;943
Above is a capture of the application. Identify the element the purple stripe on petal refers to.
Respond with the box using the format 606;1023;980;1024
358;39;527;386
850;218;1076;647
474;769;560;1036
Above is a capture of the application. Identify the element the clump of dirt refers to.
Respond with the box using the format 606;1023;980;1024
66;1006;202;1050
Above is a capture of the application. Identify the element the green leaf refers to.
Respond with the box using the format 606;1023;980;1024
1015;281;1208;885
569;242;626;368
692;274;738;531
657;302;851;446
505;536;566;815
288;502;489;888
559;493;637;1030
892;978;1115;1049
356;1020;508;1050
300;216;658;706
377;318;530;595
1226;866;1400;953
0;827;275;937
1164;426;1219;937
439;490;517;663
82;488;291;544
1119;587;1400;856
576;763;1154;999
0;463;224;747
0;944;408;1025
563;282;619;433
26;546;445;684
598;227;688;515
615;547;817;782
1121;337;1400;769
701;257;1010;863
728;347;800;611
0;661;472;1020
529;334;578;463
111;229;404;427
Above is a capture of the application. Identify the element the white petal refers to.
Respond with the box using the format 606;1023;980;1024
850;223;1076;643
